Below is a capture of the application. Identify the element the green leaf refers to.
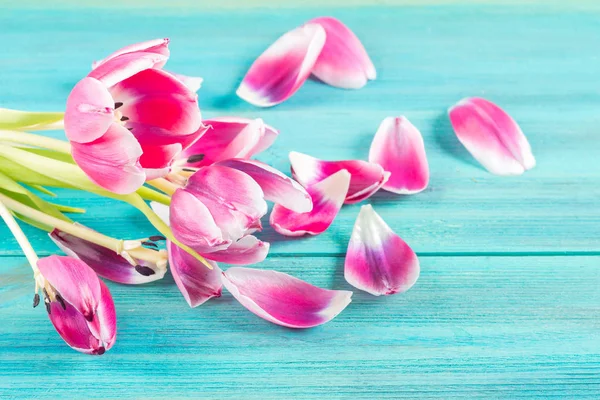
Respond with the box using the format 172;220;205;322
29;184;57;197
0;156;68;187
47;201;86;214
21;148;76;164
0;108;64;131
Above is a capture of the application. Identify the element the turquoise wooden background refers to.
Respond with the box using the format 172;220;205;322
1;1;599;398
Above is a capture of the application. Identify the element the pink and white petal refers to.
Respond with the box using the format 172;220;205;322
88;52;169;88
37;255;102;322
172;73;203;93
368;117;429;194
289;151;388;204
167;241;222;308
71;123;146;194
216;159;312;213
236;24;326;107
270;169;350;236
49;229;165;284
448;97;536;176
309;17;376;89
139;142;182;170
345;205;419;296
48;301;103;355
203;235;270;265
64;77;114;144
222;267;352;328
185;166;268;241
170;189;230;253
180;118;275;167
112;68;201;135
92;38;170;69
87;280;117;350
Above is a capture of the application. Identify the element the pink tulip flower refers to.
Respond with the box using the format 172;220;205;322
37;255;117;355
64;39;204;194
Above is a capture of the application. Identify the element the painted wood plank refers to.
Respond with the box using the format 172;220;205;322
1;255;599;398
1;6;599;255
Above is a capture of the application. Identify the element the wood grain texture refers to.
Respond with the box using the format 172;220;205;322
0;2;599;399
1;255;599;399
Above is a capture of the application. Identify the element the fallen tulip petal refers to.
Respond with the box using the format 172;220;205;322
309;17;376;89
289;151;389;204
270;169;350;236
448;97;536;175
216;159;312;213
237;24;326;107
48;301;103;354
345;205;420;296
50;229;166;284
368;117;429;194
167;241;222;307
203;235;270;265
180;118;278;167
222;267;352;328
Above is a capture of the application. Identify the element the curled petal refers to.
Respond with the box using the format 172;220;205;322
71;123;145;195
48;301;103;355
112;68;201;135
37;255;101;322
289;151;389;204
222;267;352;328
345;205;419;296
64;77;114;144
237;24;326;107
369;117;429;194
167;241;222;308
448;97;536;175
170;189;230;253
309;17;376;89
49;229;166;284
216;159;312;213
88;51;169;88
185;166;268;241
92;38;170;69
270;169;350;236
203;235;270;265
181;117;278;167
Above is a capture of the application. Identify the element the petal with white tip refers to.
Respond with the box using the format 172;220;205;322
448;97;536;176
368;116;429;194
222;267;352;328
345;205;420;296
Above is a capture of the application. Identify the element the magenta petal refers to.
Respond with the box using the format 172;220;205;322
345;205;419;296
369;117;429;194
309;17;376;89
448;97;536;176
181;117;278;167
48;301;102;355
270;169;350;236
237;24;326;107
216;159;312;213
167;241;222;308
37;255;101;322
88;51;168;88
49;229;166;284
185;166;268;242
64;77;114;144
289;151;389;204
170;189;230;253
203;235;270;265
92;38;170;69
222;267;352;328
71;123;146;194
